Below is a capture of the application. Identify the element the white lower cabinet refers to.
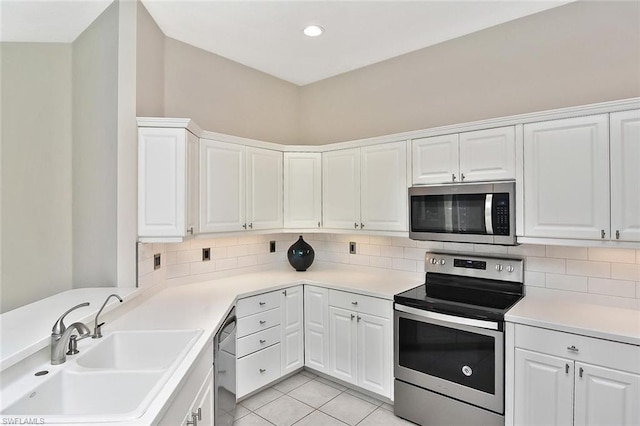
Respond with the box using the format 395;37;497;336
327;289;392;398
236;286;303;399
304;285;330;374
511;324;640;426
181;368;214;426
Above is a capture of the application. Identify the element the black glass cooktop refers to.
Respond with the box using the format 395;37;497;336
395;272;524;322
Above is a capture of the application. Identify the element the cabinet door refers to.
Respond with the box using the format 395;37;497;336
329;306;357;385
284;153;322;228
323;148;361;230
514;349;573;426
357;313;391;397
138;127;186;238
246;147;283;230
575;363;640;426
523;115;610;240
281;286;304;376
200;140;245;232
459;126;515;182
304;285;329;374
361;141;407;231
412;134;459;184
189;368;214;426
610;110;640;242
186;131;199;235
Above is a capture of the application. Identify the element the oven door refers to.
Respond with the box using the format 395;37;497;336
394;304;504;414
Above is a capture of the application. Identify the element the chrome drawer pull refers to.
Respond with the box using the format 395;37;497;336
259;302;266;306
260;320;266;324
260;368;266;373
351;301;358;305
260;339;266;344
565;364;569;374
567;345;579;353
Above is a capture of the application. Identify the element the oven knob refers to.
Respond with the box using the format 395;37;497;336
506;265;515;273
430;258;438;265
440;259;446;265
495;264;503;272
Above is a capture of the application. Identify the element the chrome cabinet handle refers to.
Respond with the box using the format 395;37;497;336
282;290;287;296
461;173;465;181
601;229;605;239
187;227;194;235
354;222;359;229
579;367;584;378
357;316;361;322
260;368;266;373
351;301;358;305
242;223;247;229
452;173;456;182
567;345;579;353
565;364;570;374
259;320;266;324
616;230;620;239
351;314;355;320
249;223;253;229
360;223;364;229
260;339;266;344
318;221;321;228
259;301;266;306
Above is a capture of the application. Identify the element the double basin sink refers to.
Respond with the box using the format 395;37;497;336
2;329;202;423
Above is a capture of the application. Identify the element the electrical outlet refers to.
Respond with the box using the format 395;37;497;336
270;241;276;253
349;242;356;254
154;253;161;270
202;248;211;261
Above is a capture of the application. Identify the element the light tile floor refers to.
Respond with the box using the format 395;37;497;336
234;371;415;426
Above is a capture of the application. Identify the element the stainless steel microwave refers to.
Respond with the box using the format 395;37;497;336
409;181;516;245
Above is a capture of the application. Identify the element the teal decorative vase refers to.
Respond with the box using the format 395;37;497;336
287;236;315;271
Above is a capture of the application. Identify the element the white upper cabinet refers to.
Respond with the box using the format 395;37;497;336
610;110;640;242
200;140;282;233
361;141;408;232
523;115;610;240
284;153;322;229
200;140;246;233
246;147;283;230
138;127;199;240
412;126;515;184
323;148;361;230
323;142;407;231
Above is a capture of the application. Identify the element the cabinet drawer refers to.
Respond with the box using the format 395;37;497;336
237;308;281;338
515;324;640;374
237;343;281;398
237;290;281;318
237;325;281;358
329;289;391;318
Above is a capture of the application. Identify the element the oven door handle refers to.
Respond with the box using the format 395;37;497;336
485;194;494;235
395;304;500;331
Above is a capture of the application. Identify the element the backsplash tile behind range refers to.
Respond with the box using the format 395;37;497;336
140;234;639;309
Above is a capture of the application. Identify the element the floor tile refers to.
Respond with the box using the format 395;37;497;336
344;388;384;406
288;379;343;408
272;373;313;394
293;410;348;426
299;369;318;379
358;407;416;425
380;402;394;412
255;394;314;426
315;376;348;391
319;392;377;426
240;388;284;411
235;404;251;420
233;412;274;426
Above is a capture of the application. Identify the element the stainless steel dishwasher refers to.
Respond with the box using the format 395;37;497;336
214;307;236;426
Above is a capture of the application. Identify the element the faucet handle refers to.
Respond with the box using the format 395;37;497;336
52;302;90;335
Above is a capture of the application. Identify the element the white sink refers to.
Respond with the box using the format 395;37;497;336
76;329;202;370
1;329;203;423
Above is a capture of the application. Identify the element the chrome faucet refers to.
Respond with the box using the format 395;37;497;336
93;294;123;338
51;302;92;365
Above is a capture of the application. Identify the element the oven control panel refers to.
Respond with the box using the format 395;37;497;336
425;252;523;283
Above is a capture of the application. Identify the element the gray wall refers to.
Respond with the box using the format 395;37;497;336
299;1;640;144
137;1;164;117
163;38;300;145
72;1;119;288
0;43;73;313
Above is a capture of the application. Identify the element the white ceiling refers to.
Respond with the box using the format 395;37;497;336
1;0;573;86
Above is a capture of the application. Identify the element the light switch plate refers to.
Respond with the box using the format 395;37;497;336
349;242;356;254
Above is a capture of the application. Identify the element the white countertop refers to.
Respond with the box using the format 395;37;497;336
0;262;423;425
506;287;640;346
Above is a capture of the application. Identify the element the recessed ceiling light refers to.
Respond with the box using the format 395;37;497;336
303;25;324;37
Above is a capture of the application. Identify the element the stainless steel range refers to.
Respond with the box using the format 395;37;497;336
394;252;524;426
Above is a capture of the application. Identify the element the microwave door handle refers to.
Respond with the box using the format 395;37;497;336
485;194;494;235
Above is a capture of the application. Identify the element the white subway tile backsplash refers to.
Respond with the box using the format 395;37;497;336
227;245;250;258
165;241;190;252
524;271;546;288
177;249;201;264
611;263;640;281
217;257;239;270
369;236;392;246
358;244;381;257
507;244;546;257
190;238;215;249
636;282;640;299
546;274;588;292
237;255;258;268
370;256;393;269
566;260;610;278
545;246;588;260
415;240;445;250
349;254;370;266
211;247;228;259
390;237;417;248
588;247;636;264
403;247;427;261
473;244;509;255
526;257;565;274
190;259;217;275
138;258;154;276
139;243;155;260
164;251;177;266
166;263;190;279
443;242;474;252
392;258;418;272
587;278;636;298
380;245;404;258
